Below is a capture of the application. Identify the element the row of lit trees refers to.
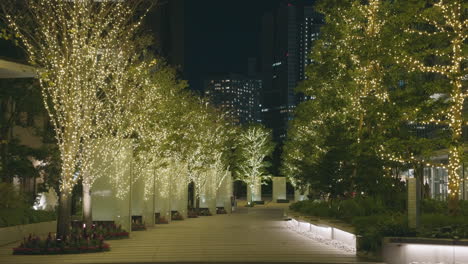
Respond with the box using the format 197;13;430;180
282;0;466;212
1;0;247;238
2;0;154;236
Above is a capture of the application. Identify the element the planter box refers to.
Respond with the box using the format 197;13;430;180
382;237;468;264
0;221;57;246
286;213;356;254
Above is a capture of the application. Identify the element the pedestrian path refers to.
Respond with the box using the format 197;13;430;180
0;204;378;264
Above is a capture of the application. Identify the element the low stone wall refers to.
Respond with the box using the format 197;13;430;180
383;237;468;264
0;221;57;246
285;213;357;253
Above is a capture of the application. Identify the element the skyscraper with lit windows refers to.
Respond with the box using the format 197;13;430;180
299;6;322;82
261;1;323;141
204;73;262;125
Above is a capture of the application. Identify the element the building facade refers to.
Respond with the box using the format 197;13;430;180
261;1;323;140
205;73;262;125
149;0;185;72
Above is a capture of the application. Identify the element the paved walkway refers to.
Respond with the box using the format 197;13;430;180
0;204;376;264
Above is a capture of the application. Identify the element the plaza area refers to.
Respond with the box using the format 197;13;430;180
0;204;375;264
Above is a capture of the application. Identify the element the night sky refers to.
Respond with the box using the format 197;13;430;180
1;0;316;92
184;0;285;92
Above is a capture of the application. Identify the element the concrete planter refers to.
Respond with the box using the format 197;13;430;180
0;221;57;246
286;213;357;253
383;237;468;264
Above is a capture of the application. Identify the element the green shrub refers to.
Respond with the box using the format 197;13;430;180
459;200;468;216
289;197;468;253
0;183;27;209
289;197;388;220
290;200;332;217
418;214;468;239
289;200;307;212
358;197;386;216
421;199;446;214
353;214;413;252
378;186;407;213
0;208;27;226
420;214;468;229
306;202;331;217
0;208;56;228
421;199;468;216
337;199;365;220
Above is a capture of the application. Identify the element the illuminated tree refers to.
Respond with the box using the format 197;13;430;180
1;0;149;237
329;0;391;191
288;0;414;198
281;101;352;198
0;79;44;184
234;125;274;203
290;0;391;195
183;102;230;211
80;57;155;226
394;0;467;212
286;0;466;205
200;113;233;211
131;61;190;216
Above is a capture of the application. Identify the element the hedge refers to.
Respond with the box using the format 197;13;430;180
290;198;468;252
0;208;56;228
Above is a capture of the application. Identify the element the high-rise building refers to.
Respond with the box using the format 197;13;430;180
149;0;185;72
299;6;323;82
261;1;323;140
205;73;262;125
247;57;258;77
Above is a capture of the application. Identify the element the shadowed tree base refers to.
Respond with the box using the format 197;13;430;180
57;191;72;239
448;195;460;216
82;182;93;227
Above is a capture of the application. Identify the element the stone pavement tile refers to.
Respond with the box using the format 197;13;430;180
0;205;376;264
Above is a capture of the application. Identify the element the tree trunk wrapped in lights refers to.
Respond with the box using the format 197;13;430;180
1;0;149;237
284;0;393;197
234;125;274;204
395;0;466;213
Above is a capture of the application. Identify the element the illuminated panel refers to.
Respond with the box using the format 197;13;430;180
286;217;356;253
332;228;356;249
298;220;311;233
310;224;332;240
383;242;468;264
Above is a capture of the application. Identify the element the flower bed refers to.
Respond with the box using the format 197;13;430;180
198;208;212;216
155;216;168;224
12;233;110;255
216;208;227;214
131;223;146;231
71;222;129;240
171;211;184;221
187;211;198;218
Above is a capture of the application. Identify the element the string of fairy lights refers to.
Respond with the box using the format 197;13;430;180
6;1;149;194
396;0;466;198
283;0;466;202
339;0;389;141
236;126;273;199
4;0;236;208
